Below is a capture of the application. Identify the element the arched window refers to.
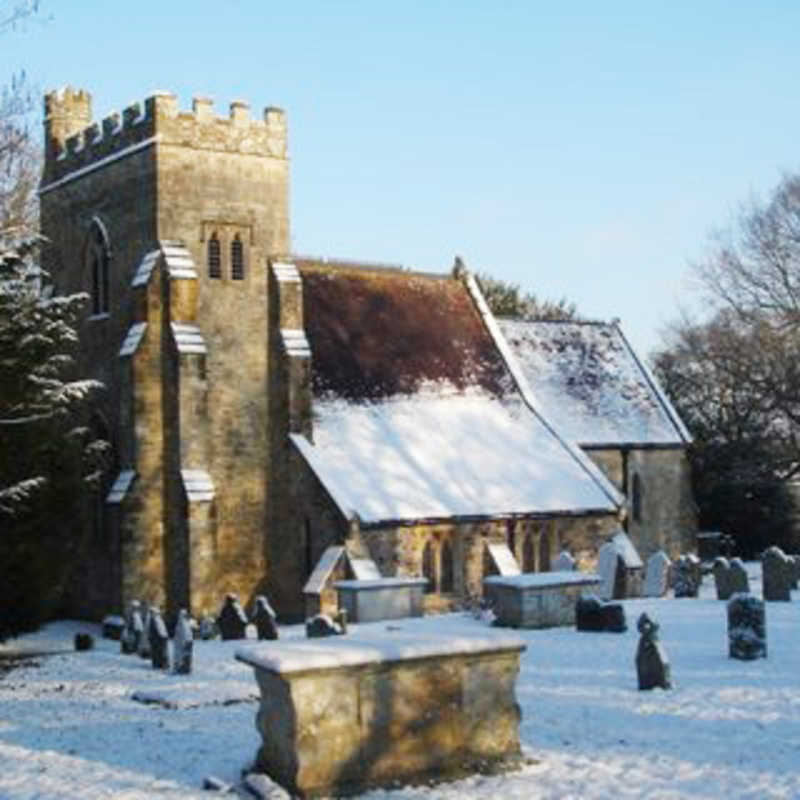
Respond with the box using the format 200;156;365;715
208;232;221;279
422;540;436;594
231;234;245;280
632;473;643;523
440;539;454;593
522;533;536;572
86;219;110;315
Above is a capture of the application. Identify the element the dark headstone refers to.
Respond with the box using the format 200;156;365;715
575;595;627;633
635;613;671;690
251;596;278;641
673;555;699;598
306;614;343;638
788;555;800;590
148;607;170;670
74;633;94;651
713;557;732;601
728;558;749;594
173;608;193;674
728;593;766;660
763;546;791;601
217;593;248;640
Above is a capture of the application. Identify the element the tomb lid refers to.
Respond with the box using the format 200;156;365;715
303;546;346;595
236;627;525;674
484;571;602;588
349;556;381;581
334;577;428;590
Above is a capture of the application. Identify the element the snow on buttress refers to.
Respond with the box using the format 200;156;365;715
292;383;618;523
498;318;687;446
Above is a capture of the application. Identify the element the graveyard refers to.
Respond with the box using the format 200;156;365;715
2;561;800;799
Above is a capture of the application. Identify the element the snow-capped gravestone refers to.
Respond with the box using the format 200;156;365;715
788;555;800;590
148;607;170;670
197;613;217;640
635;613;671;690
713;557;732;601
729;558;749;594
596;542;618;601
306;614;343;638
575;595;627;632
762;547;792;601
252;596;278;641
101;615;124;640
644;551;671;597
121;600;143;654
138;606;152;659
217;593;248;640
673;555;699;598
553;551;575;572
173;609;193;675
727;594;766;660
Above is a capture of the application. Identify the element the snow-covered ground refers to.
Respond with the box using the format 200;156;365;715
2;563;800;799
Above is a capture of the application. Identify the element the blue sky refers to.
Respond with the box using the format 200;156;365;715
5;1;800;355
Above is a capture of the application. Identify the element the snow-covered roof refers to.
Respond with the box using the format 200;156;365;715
106;470;136;504
181;469;214;502
612;530;644;569
498;319;690;447
291;264;622;525
281;329;310;358
292;388;619;525
171;323;206;354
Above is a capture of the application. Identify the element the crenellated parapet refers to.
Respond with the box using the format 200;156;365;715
42;87;288;187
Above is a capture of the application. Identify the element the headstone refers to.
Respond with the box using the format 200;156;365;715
101;615;124;640
121;600;144;654
635;613;671;690
173;608;193;674
197;612;217;640
306;613;343;638
673;555;699;598
334;607;348;634
762;546;791;601
575;595;627;633
138;605;152;659
713;556;732;601
686;554;702;591
788;555;800;590
217;593;248;640
148;607;170;670
644;551;671;597
251;596;278;641
596;542;618;601
74;633;94;651
728;593;767;660
553;550;575;572
728;558;749;594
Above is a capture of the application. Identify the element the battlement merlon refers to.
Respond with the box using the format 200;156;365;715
42;88;288;187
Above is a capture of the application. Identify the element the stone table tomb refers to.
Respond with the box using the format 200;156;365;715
334;578;428;623
484;571;602;628
236;626;525;797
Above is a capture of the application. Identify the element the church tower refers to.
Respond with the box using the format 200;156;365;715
39;88;289;619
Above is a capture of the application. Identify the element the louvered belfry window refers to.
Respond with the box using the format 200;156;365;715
231;234;244;280
208;232;221;278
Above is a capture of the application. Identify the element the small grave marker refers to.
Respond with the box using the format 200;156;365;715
173;608;193;674
252;596;278;641
217;593;248;640
635;613;671;690
728;594;766;660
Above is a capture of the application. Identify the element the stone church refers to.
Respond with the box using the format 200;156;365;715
39;88;695;622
